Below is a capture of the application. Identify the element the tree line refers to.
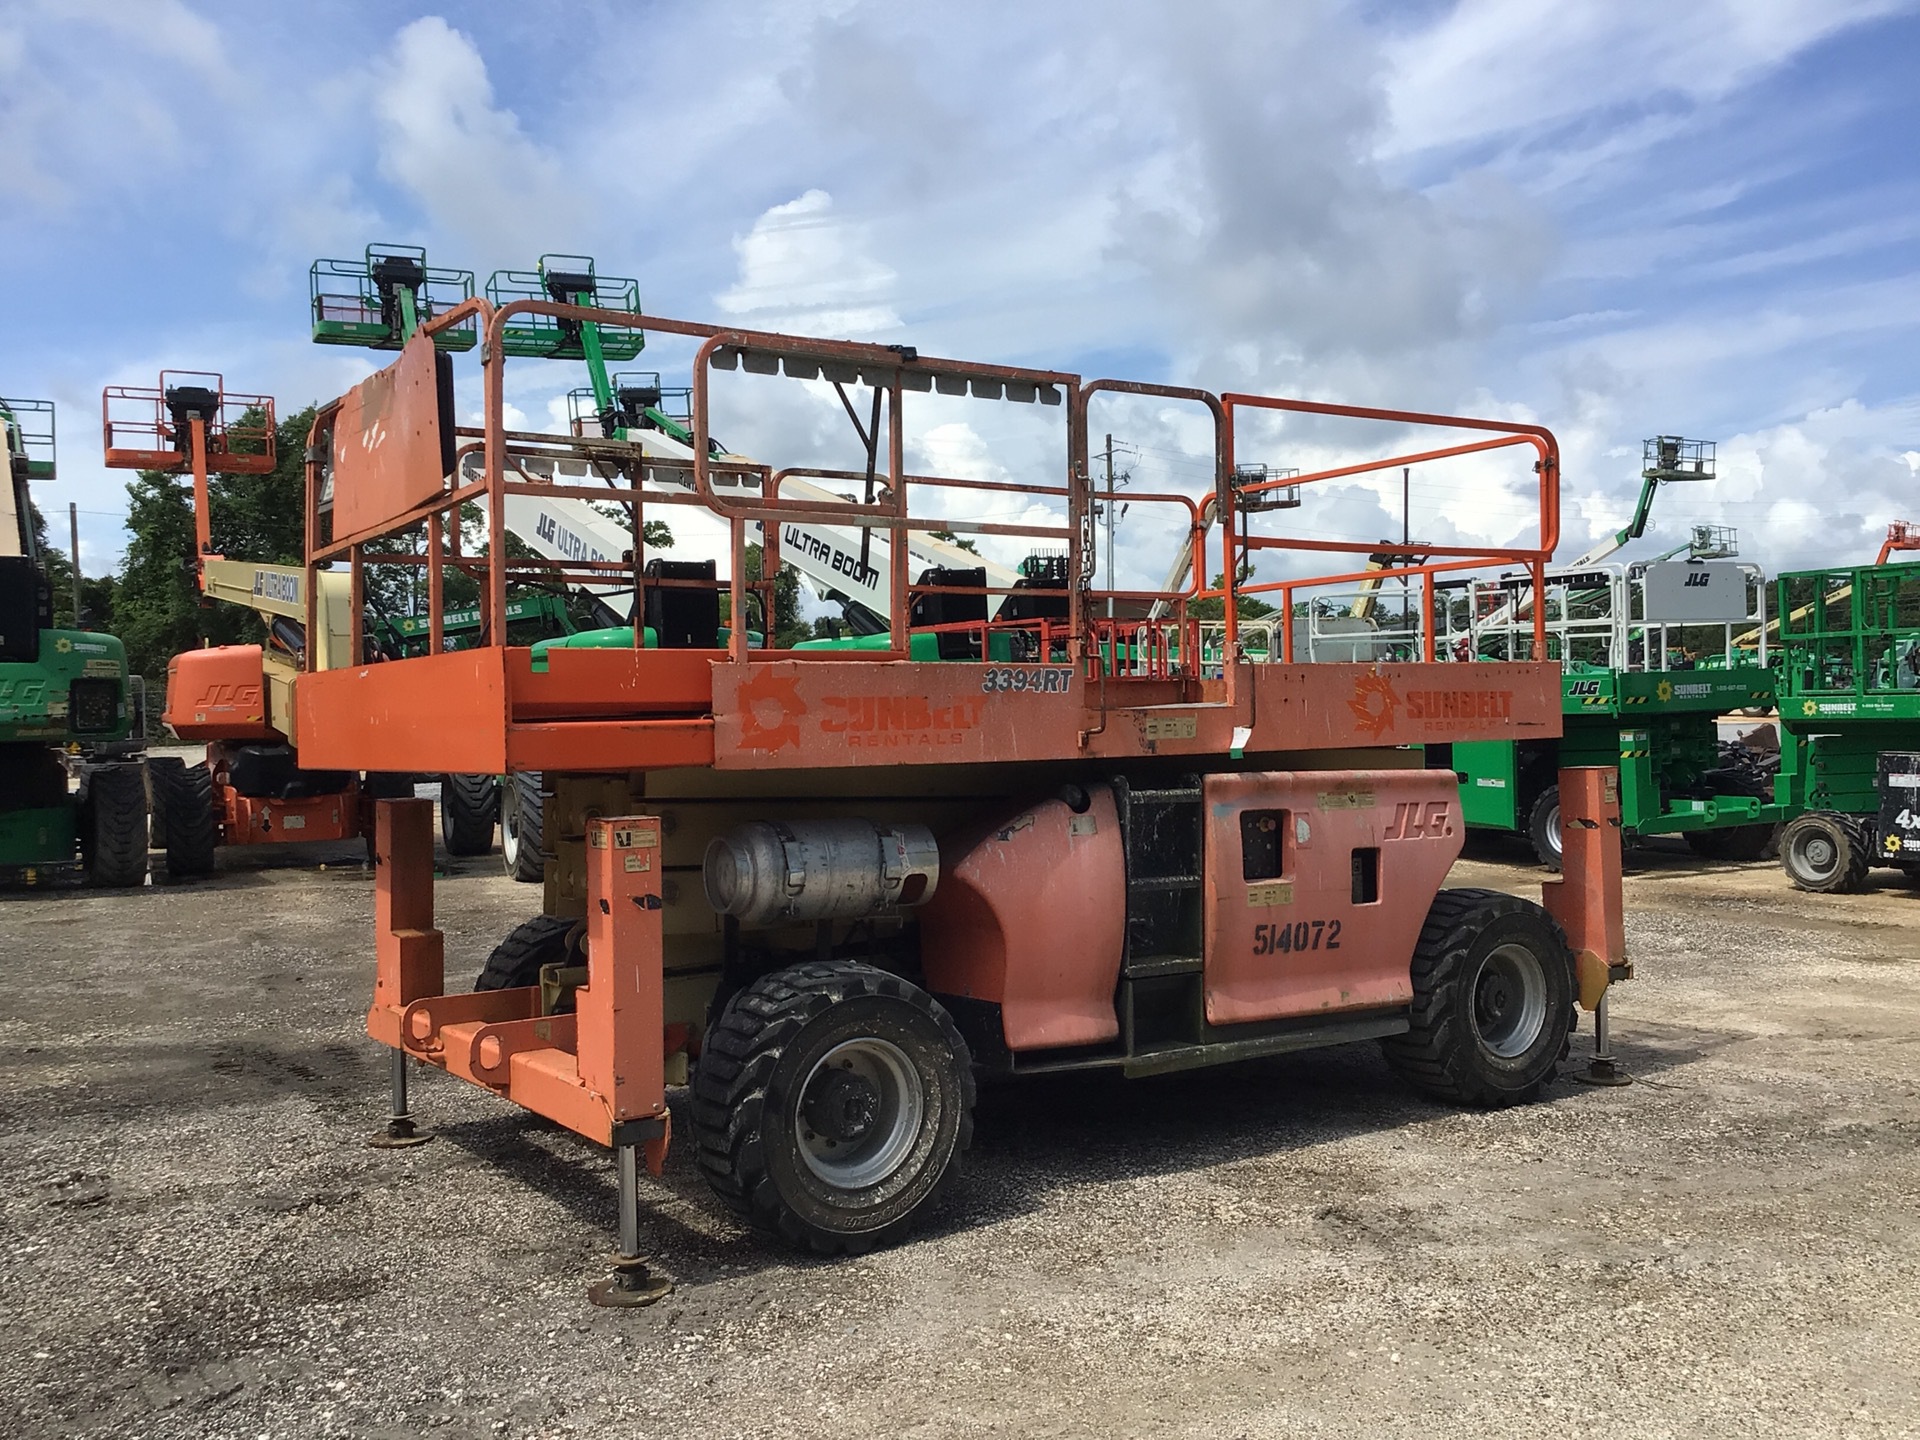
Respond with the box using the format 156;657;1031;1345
42;405;317;676
56;401;838;673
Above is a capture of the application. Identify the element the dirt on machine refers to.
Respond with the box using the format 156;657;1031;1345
285;287;1632;1304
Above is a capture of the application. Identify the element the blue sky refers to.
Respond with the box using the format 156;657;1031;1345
2;0;1916;587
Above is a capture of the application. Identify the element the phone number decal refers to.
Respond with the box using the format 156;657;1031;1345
981;667;1075;694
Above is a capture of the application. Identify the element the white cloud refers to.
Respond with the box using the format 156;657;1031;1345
1085;2;1558;405
1381;0;1907;157
2;0;1913;590
716;190;901;337
371;17;586;262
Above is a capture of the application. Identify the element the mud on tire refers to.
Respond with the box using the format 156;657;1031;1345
691;961;975;1255
1382;887;1575;1108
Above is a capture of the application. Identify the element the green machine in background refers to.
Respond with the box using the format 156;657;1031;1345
310;244;479;353
1425;437;1790;869
371;593;580;659
311;245;655;877
0;397;148;886
1770;557;1920;891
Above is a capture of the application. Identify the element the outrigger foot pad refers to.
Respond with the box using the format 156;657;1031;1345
368;1115;434;1148
1574;1055;1632;1087
587;1255;674;1309
371;1051;434;1146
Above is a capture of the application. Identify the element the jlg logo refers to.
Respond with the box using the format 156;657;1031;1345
1684;572;1711;588
1383;800;1452;840
197;683;261;708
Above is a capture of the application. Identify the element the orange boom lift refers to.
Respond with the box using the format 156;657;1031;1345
103;374;385;872
295;295;1629;1304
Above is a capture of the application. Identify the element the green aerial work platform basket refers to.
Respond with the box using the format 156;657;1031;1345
486;255;646;361
1;397;56;480
566;372;696;443
310;244;478;352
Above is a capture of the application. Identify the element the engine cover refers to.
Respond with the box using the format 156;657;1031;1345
166;645;277;741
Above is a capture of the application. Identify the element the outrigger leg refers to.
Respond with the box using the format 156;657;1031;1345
1546;767;1634;1088
368;1048;433;1148
587;1136;673;1308
1575;989;1632;1088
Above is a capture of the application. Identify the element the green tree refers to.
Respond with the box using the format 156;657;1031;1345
929;528;979;555
744;541;809;647
113;405;326;674
28;503;75;627
206;404;315;566
114;470;203;676
589;499;674;553
77;573;119;633
23;505;121;634
1187;564;1276;621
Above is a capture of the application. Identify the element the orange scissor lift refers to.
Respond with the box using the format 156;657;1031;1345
293;295;1629;1305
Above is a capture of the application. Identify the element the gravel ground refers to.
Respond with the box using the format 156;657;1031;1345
1;832;1916;1440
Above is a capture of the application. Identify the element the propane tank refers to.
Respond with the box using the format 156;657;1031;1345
702;820;940;928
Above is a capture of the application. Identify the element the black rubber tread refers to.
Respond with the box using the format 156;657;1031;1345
81;762;149;888
146;754;176;841
501;771;547;882
691;960;975;1256
1380;887;1575;1108
1684;822;1778;863
1849;813;1884;873
150;758;218;878
1526;784;1563;872
440;773;498;857
474;914;578;991
1780;811;1871;894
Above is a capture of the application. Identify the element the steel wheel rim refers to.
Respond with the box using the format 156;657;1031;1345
1791;828;1838;881
1543;801;1562;863
1472;942;1550;1060
796;1037;925;1190
502;801;522;867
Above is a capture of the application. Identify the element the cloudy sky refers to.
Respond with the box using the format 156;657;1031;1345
2;0;1917;593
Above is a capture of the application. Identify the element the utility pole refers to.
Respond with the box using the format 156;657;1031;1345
1401;467;1411;627
1100;433;1132;619
68;502;82;623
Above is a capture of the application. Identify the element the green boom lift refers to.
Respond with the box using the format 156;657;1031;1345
312;246;653;876
1426;437;1790;868
0;398;148;886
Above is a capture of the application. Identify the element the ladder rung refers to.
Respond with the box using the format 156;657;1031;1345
1128;874;1200;891
1125;954;1204;978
